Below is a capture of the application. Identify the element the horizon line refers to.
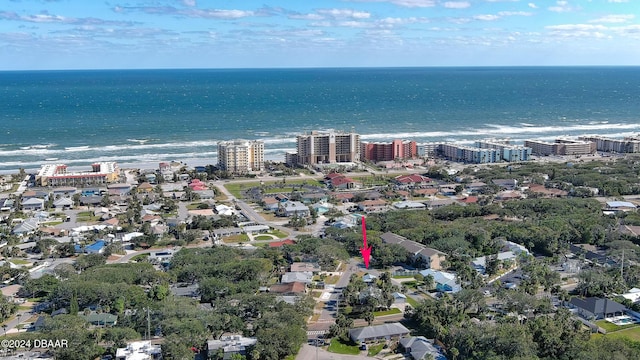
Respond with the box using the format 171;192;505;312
2;64;640;73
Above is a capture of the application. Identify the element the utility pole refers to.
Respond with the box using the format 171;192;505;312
621;249;625;279
146;307;151;340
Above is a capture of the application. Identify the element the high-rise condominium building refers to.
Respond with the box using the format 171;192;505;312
361;139;418;162
295;130;360;165
217;140;265;173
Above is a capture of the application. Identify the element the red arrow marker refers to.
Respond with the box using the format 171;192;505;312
360;216;372;269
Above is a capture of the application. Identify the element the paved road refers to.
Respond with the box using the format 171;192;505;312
2;308;35;336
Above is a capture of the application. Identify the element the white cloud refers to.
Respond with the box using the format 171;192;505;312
443;1;471;9
498;11;533;16
181;0;196;6
608;0;629;2
547;24;607;31
316;8;371;19
589;14;634;23
548;0;574;13
288;13;325;20
346;0;437;8
474;14;500;21
528;3;538;8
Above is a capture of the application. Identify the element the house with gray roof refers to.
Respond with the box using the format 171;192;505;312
400;336;447;360
207;335;257;360
12;218;39;235
381;232;446;270
281;271;313;284
349;322;410;343
277;201;310;217
569;297;628;320
22;197;45;211
53;197;73;209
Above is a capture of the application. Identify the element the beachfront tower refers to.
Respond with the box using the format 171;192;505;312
217;140;265;174
295;130;360;165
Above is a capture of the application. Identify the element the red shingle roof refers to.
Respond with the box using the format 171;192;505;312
268;239;296;248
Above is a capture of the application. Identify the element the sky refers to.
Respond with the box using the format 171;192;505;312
1;0;639;70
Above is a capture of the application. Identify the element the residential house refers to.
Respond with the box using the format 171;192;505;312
363;274;378;284
52;186;78;196
622;288;640;303
215;204;237;216
80;195;104;206
268;239;296;248
399;336;447;360
188;208;216;217
380;232;446;270
115;341;162;360
413;188;438;197
195;189;215;199
349;322;410;344
81;312;118;327
137;182;154;192
358;199;388;213
76;240;107;254
12;218;40;236
465;181;487;193
22;197;45;211
268;282;307;296
393;201;426;210
331;175;359;189
492;179;518;190
332;192;355;203
424;198;455;209
419;269;461;293
606;201;637;213
393;292;407;304
290;262;321;273
277;201;310;217
53;197;73;209
495;190;523;201
262;196;280;211
457;196;479;205
242;224;270;235
301;193;328;204
528;184;568;198
213;227;243;239
107;183;131;196
394;174;432;188
207;335;257;360
569;297;628;320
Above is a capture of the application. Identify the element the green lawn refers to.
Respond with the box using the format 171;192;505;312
77;211;93;216
9;259;30;265
406;296;420;308
367;343;385;356
391;275;416;279
131;253;150;262
327;338;360;355
373;308;401;317
602;326;640;342
255;235;274;241
223;234;250;243
224;179;323;198
269;229;289;239
186;202;207;210
595;320;639;333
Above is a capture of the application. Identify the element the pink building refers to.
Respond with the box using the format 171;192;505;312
361;139;418;162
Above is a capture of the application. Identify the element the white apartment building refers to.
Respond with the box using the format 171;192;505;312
295;130;360;165
217;140;265;173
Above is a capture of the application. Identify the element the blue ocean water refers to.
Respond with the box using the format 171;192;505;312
1;67;640;172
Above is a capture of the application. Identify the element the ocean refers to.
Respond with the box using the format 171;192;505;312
1;67;640;173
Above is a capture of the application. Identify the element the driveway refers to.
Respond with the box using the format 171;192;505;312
296;344;370;360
